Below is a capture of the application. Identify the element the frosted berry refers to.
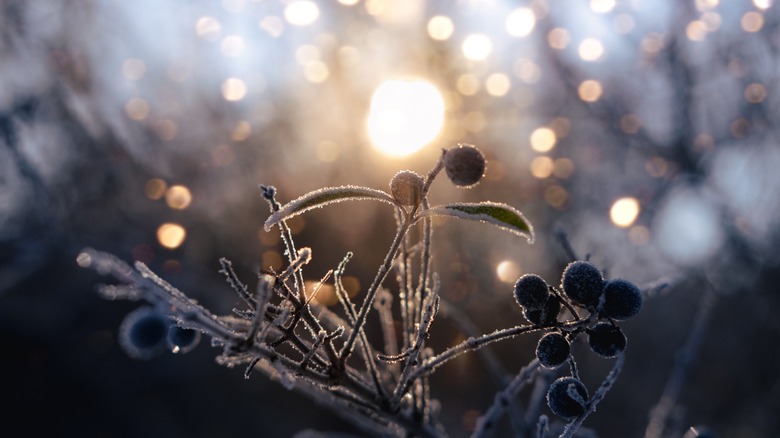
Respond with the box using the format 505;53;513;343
547;377;589;419
588;323;627;358
443;144;486;188
390;170;424;206
535;332;570;368
167;325;202;354
119;306;170;360
514;274;550;310
523;296;561;326
602;278;643;320
561;261;604;307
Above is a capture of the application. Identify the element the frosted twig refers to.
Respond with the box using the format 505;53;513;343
472;359;540;438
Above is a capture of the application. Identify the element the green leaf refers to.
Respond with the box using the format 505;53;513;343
418;202;534;243
264;185;397;231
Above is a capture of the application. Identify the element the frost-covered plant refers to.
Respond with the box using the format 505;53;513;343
79;144;642;437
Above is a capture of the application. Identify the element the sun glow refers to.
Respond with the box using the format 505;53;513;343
367;80;445;157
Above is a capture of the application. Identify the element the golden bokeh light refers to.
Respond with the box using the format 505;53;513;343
122;58;146;80
165;185;192;210
259;16;284;37
231;120;252;141
553;158;575;179
221;77;247;101
304;61;330;83
496;260;521;284
456;74;480;95
578;80;603;102
591;0;616;13
741;12;764;32
744;83;767;103
367;79;445;156
610;197;640;228
505;8;535;37
513;59;541;84
485;73;511;96
640;33;664;55
544;185;568;208
284;1;320;26
547;28;570;49
695;0;719;11
686;20;708;41
125;98;149;120
702;12;722;31
530;127;556;152
157;223;187;249
195;16;221;41
338;0;360;5
221;35;245;57
461;34;493;61
144;178;167;200
428;15;454;41
530;156;554;178
754;0;773;9
578;38;605;61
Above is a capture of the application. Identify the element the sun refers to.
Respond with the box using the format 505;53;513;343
367;79;445;157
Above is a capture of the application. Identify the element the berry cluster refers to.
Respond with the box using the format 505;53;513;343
513;260;643;419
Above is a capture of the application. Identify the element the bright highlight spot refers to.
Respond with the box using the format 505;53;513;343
485;73;511;96
284;1;320;26
530;127;556;152
157;223;187;249
578;80;603;102
591;0;616;13
741;12;765;32
754;0;773;9
166;185;192;210
505;8;535;37
221;78;247;101
610;197;640;228
462;34;493;61
428;15;454;41
578;38;605;61
367;80;445;157
496;260;521;284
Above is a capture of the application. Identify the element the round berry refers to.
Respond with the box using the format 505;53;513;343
523;297;561;326
514;274;550;310
390;170;424;206
547;377;589;419
443;144;486;188
588;323;627;358
167;325;201;354
603;278;643;320
561;261;604;307
535;332;570;368
119;306;170;360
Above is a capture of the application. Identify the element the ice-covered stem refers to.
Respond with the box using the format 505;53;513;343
391;276;441;408
472;359;541;438
400;318;590;396
645;290;717;438
339;217;411;365
561;353;626;438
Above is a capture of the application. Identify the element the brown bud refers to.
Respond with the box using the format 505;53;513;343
444;144;486;188
390;170;424;206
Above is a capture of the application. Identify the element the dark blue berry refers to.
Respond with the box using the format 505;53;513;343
535;332;570;368
514;274;550;310
561;261;604;307
547;377;589;419
119;307;170;360
167;325;201;354
602;278;643;320
588;323;626;358
523;296;561;326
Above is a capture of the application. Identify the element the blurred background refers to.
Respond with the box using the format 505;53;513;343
1;0;779;436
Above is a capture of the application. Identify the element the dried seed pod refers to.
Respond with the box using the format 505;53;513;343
443;144;486;188
390;170;424;206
